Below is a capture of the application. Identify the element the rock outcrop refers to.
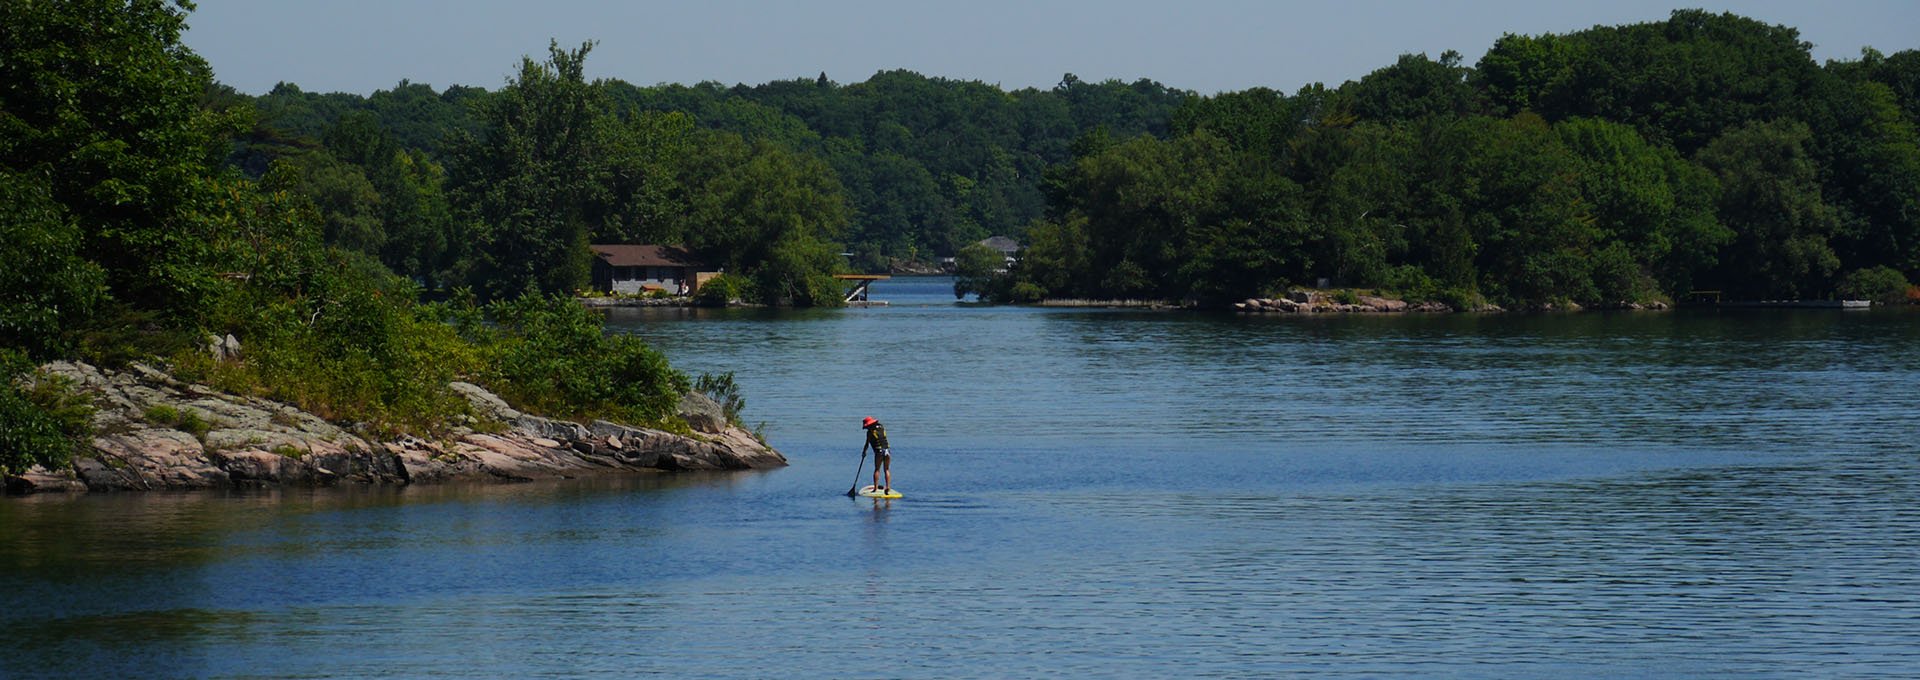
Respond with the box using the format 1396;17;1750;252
1235;291;1456;314
4;362;785;495
1235;291;1671;314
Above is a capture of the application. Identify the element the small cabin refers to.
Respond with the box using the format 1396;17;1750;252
590;244;706;295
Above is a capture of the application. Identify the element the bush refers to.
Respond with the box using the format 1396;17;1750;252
0;384;70;475
1;350;93;474
167;254;699;437
1383;265;1441;302
1838;266;1912;305
1590;242;1658;303
1436;286;1482;312
476;294;689;428
694;274;749;306
1006;281;1047;303
173;251;481;437
143;403;211;440
695;371;745;425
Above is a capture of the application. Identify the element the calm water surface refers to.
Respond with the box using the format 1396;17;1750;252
4;277;1918;678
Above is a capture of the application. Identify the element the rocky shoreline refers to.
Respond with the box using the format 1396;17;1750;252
1235;290;1673;314
1237;292;1457;314
4;362;786;495
576;295;692;308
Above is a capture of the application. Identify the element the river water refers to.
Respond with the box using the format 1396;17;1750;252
4;277;1918;678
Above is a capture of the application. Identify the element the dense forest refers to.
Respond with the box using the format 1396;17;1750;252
973;12;1920;308
5;2;1920;472
231;53;1188;297
217;10;1919;311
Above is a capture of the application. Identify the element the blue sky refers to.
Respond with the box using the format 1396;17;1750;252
185;1;1920;95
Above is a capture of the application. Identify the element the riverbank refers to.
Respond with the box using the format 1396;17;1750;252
1236;292;1459;314
577;295;692;308
4;362;785;495
1233;289;1685;314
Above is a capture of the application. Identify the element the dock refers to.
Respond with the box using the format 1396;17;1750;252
1716;300;1871;309
834;274;891;305
1686;291;1872;309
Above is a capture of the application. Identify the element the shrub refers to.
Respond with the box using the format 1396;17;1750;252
1007;282;1047;303
0;384;70;474
694;274;749;306
476;294;689;428
695;371;745;425
1437;286;1482;312
143;403;178;424
1837;266;1912;305
174;251;481;437
143;403;211;440
1;350;93;474
1383;265;1440;302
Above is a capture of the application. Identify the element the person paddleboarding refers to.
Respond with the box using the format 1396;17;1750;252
861;416;892;494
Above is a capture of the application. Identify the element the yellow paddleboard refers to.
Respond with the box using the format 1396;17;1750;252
857;485;902;499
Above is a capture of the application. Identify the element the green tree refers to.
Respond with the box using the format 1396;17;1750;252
275;150;386;255
1475;33;1577;115
671;131;850;305
0;172;107;357
1344;51;1486;123
1799;74;1920;280
952;242;1005;300
589;110;696;245
1556;117;1729;299
1457;115;1602;305
1482;10;1824;154
1011;215;1093;300
1695;120;1841;299
446;41;607;300
1837;266;1912;304
0;0;242;321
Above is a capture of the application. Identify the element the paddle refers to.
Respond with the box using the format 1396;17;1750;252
845;447;868;497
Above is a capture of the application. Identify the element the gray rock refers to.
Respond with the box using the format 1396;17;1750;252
204;333;243;362
449;381;520;421
4;466;87;494
678;392;728;434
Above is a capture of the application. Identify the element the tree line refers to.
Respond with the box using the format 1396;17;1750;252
971;11;1920;307
230;51;1188;301
230;10;1918;310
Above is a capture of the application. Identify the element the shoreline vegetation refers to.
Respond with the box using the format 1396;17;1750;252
5;361;782;495
5;3;1920;486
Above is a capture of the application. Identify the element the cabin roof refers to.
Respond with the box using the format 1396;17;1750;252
591;244;703;268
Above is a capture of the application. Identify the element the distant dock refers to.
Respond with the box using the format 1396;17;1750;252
1716;300;1871;309
835;274;890;305
1685;291;1872;309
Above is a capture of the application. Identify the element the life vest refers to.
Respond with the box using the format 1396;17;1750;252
865;424;889;450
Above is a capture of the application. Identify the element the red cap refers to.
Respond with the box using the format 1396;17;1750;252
862;417;878;428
